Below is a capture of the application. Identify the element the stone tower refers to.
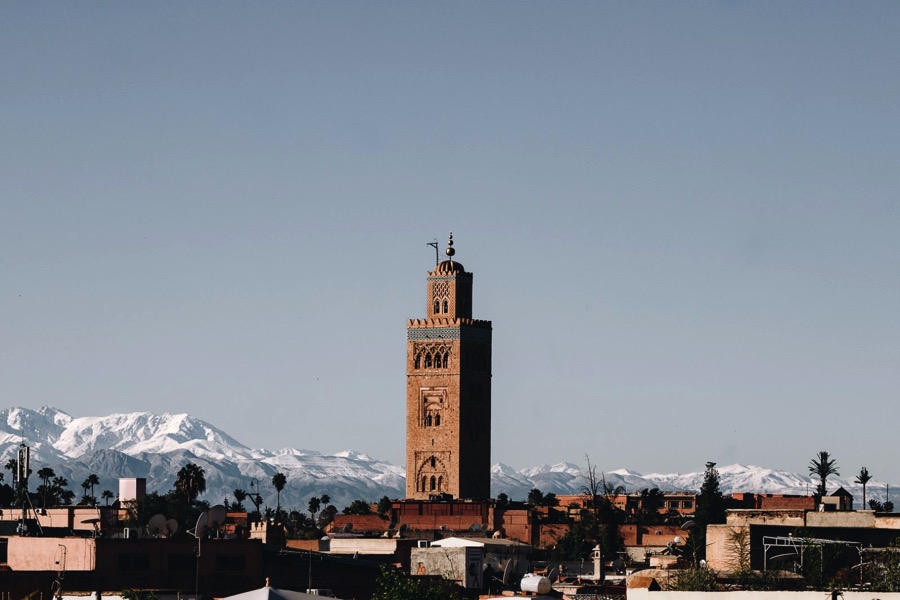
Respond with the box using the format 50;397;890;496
406;233;492;500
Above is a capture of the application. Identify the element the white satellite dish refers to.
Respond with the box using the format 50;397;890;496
208;505;227;530
147;514;166;537
680;520;696;530
165;518;179;538
195;512;209;539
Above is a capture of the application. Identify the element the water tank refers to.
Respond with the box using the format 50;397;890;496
520;573;551;594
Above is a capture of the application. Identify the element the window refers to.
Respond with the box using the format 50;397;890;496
421;476;426;491
430;476;436;491
682;501;693;509
433;299;440;313
434;414;440;426
424;354;432;368
431;456;436;468
438;476;443;491
414;355;421;369
442;300;449;313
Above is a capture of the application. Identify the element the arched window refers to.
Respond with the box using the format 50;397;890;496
434;414;440;426
414;354;421;369
433;299;440;313
430;476;436;491
442;352;449;368
431;456;436;468
438;476;443;491
424;353;432;368
421;476;426;492
424;415;432;427
442;299;449;313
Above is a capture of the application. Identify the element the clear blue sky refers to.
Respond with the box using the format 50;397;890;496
2;2;899;484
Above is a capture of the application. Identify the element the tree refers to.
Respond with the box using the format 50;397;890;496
808;451;839;498
174;463;206;503
272;472;287;515
101;490;115;506
232;488;247;512
637;488;666;524
869;538;900;591
495;493;509;508
37;467;55;507
856;467;873;509
121;590;159;600
80;478;92;504
320;493;331;506
52;476;74;505
377;495;392;516
687;462;726;563
308;496;322;521
86;473;100;503
343;499;372;515
870;499;895;512
371;564;461;600
527;488;545;505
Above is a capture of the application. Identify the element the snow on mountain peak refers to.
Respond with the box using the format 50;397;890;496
2;407;895;512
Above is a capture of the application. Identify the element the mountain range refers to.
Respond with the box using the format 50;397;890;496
1;406;890;511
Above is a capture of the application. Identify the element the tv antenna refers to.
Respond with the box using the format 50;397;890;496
427;239;439;265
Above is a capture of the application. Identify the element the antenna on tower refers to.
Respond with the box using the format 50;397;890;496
427;239;439;265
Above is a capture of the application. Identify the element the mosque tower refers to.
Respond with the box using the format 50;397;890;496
405;233;492;500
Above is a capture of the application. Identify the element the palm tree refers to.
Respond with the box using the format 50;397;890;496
308;496;321;522
272;472;287;515
80;479;91;504
233;488;248;512
86;474;100;503
4;459;17;484
855;467;873;509
37;467;55;506
320;493;331;506
809;451;839;497
101;490;115;506
174;462;207;503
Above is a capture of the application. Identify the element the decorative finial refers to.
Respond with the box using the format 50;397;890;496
445;232;455;261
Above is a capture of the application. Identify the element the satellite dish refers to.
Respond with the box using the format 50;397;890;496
165;518;179;537
208;505;227;530
469;523;482;532
195;512;209;539
398;523;408;533
548;566;559;583
680;520;696;531
342;523;354;533
147;514;166;537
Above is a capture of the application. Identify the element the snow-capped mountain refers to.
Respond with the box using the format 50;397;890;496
0;407;891;511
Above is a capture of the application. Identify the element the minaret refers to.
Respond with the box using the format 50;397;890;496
405;233;492;500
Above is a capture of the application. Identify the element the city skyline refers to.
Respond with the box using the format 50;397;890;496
2;4;899;481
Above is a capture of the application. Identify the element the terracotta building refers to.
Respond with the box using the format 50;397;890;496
405;233;492;500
